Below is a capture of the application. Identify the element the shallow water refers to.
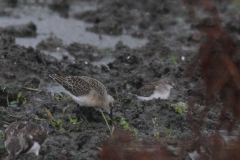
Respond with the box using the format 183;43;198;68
0;4;148;49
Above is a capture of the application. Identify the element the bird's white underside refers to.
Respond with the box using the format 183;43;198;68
137;89;171;101
188;150;200;160
4;141;10;154
67;91;99;107
5;140;40;155
26;141;41;156
62;88;112;113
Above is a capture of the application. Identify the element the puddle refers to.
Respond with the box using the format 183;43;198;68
1;1;147;94
0;3;148;49
91;56;114;68
43;49;75;61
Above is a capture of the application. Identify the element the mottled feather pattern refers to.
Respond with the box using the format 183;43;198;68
137;78;174;97
50;74;107;99
137;83;156;97
81;76;106;96
5;121;47;146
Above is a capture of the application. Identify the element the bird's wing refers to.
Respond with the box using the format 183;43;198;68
80;76;107;96
4;121;21;138
49;74;92;97
137;83;156;97
25;122;47;145
155;83;168;93
4;122;47;145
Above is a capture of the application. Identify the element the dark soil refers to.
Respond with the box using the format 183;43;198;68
0;0;238;160
0;21;37;37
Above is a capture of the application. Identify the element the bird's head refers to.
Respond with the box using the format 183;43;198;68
104;95;115;114
163;78;175;89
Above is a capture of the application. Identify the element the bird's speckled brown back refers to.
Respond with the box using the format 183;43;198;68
5;121;47;146
49;74;107;100
137;78;174;97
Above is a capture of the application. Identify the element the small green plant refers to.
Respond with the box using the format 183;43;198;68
2;86;6;92
133;129;138;137
55;93;63;101
171;53;178;66
51;119;62;128
68;114;80;125
33;116;46;121
126;84;132;90
45;108;63;130
114;116;130;131
170;102;188;116
233;0;240;5
120;118;130;130
167;125;173;137
175;107;183;116
0;130;4;139
199;105;206;111
54;93;71;101
7;91;9;106
152;117;157;129
10;92;27;106
155;132;160;139
65;93;72;100
115;87;120;103
101;111;114;136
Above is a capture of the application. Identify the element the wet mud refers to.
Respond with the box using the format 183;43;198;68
0;0;239;160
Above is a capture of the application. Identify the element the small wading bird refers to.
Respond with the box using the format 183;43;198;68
49;74;115;123
137;78;174;101
4;121;47;160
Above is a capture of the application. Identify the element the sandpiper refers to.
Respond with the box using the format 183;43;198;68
49;74;115;122
4;121;47;160
137;78;174;101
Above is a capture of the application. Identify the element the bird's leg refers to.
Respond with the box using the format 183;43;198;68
77;105;89;124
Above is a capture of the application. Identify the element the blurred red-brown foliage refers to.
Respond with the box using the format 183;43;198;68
226;134;240;159
185;0;240;130
185;0;240;159
98;130;178;160
187;132;240;160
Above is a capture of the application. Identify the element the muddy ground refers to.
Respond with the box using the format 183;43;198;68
0;0;239;160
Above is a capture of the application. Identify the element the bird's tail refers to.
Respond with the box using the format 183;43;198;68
49;74;57;80
49;74;66;85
